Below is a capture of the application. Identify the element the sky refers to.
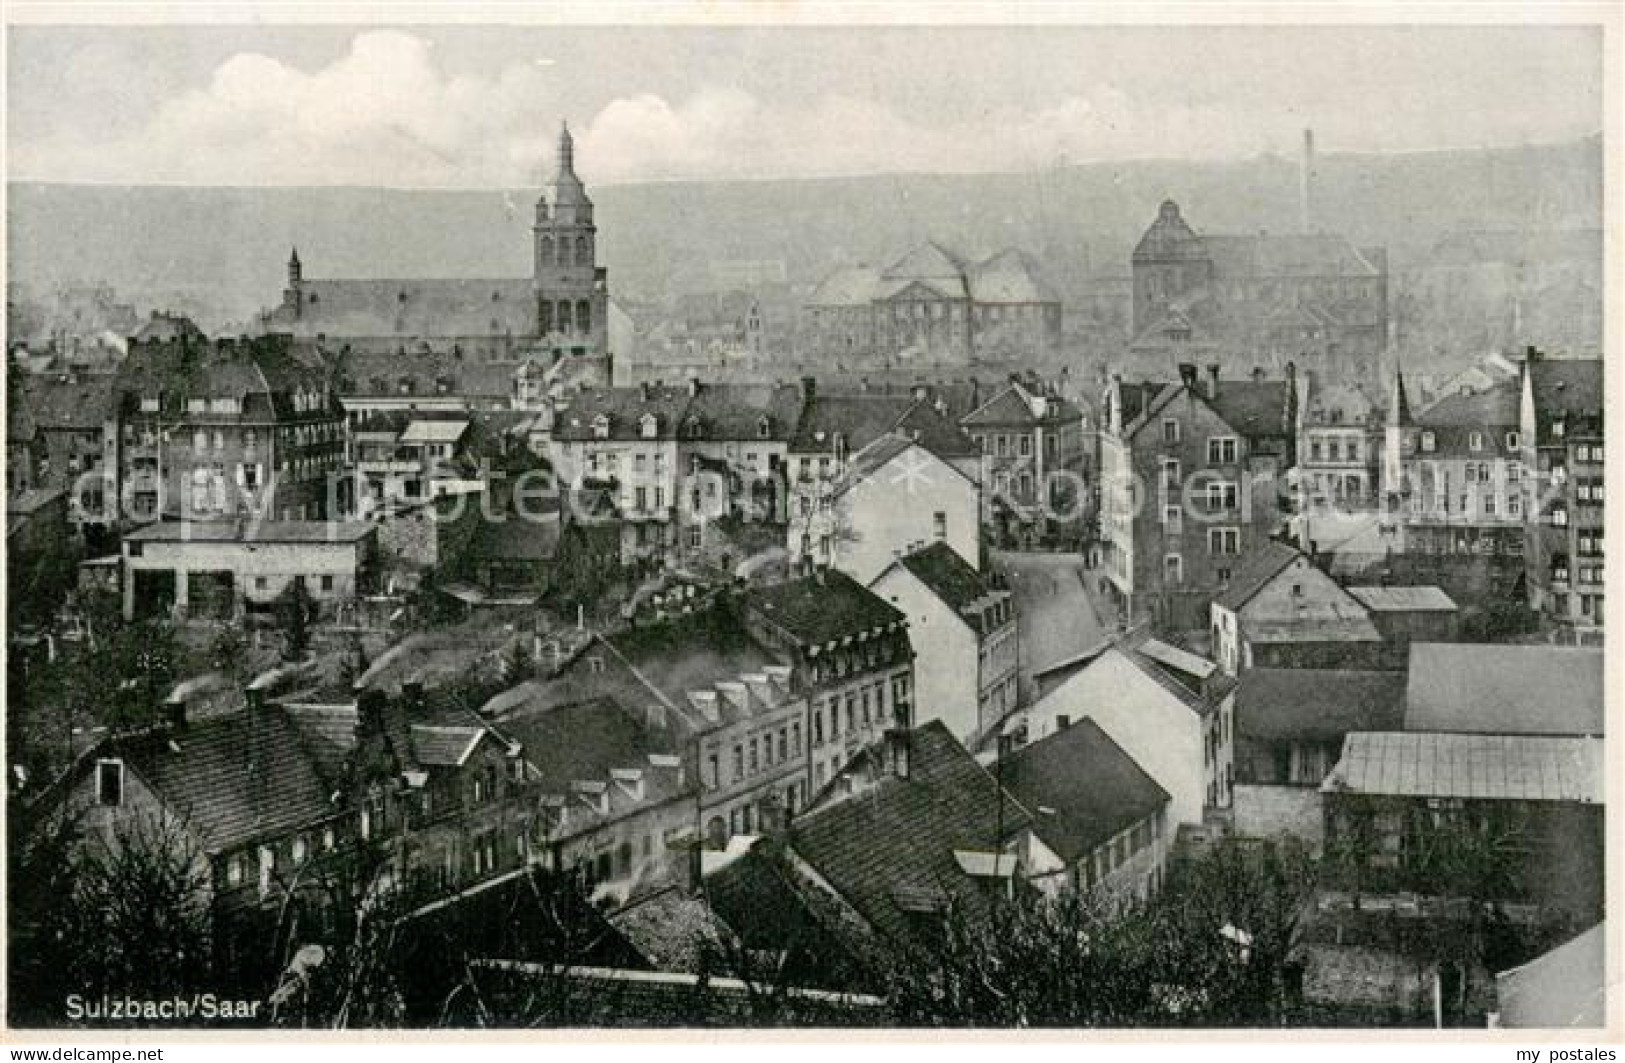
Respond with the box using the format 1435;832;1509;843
6;24;1604;188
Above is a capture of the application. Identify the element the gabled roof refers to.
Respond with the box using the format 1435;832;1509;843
1214;540;1305;611
1324;732;1601;804
107;707;337;854
1203;232;1381;279
965;249;1059;304
408;724;484;767
1207;380;1293;442
807;265;883;308
1495;923;1606;1029
788;722;1031;947
745;569;906;650
789;394;914;455
551;384;693;442
1132;200;1207;263
1236;668;1406;743
1415;380;1520;428
999;719;1168;863
892;542;1001;632
892;400;982;460
1404;643;1603;737
680;382;802;442
493;695;673;790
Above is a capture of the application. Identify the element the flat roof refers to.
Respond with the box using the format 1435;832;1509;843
1324;731;1601;804
124;519;374;544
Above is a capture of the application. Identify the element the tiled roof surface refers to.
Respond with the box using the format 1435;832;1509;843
17;377;116;430
1415;380;1520;428
789;722;1031;947
1324;732;1601;804
337;351;518;400
999;718;1168;863
1208;380;1293;441
1235;668;1406;743
681;382;802;441
789;394;913;454
607;888;731;974
892;400;982;460
494;695;672;789
745;569;905;649
1528;359;1603;435
607;606;781;714
551;384;693;442
1404;643;1603;737
408;724;483;767
112;708;337;853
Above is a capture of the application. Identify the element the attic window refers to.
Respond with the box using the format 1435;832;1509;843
95;758;123;806
398;291;408;303
308;293;318;304
757;417;771;439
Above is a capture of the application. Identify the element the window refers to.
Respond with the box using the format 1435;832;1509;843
95;759;123;806
1162;505;1182;534
1163;554;1183;586
1552;506;1569;527
1206;481;1238;511
320;574;334;592
1469;431;1483;452
749;738;759;773
1161;459;1181;489
226;854;244;887
292;836;308;863
733;745;744;780
1207;437;1238;464
687;525;702;549
1208;527;1240;556
1420;431;1436;453
1162;419;1180;444
1505;432;1520;450
934;511;946;540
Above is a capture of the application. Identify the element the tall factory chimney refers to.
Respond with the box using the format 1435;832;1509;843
1299;128;1316;233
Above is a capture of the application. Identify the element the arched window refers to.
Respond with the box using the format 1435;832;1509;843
539;236;553;264
556;239;569;267
557;301;573;333
576;299;592;334
575;236;590;266
538;300;552;334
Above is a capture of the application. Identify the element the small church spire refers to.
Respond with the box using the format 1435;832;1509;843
287;246;302;286
1390;366;1412;427
557;121;575;177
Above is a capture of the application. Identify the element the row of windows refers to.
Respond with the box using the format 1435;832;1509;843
537;235;593;268
1418;430;1519;454
1308;439;1363;463
1080;816;1161;889
711;722;805;790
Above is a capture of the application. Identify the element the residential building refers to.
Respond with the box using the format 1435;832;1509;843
120;519;377;621
1519;351;1604;640
869;542;1019;744
1230;667;1405;846
1381;371;1525;557
1013;632;1235;829
1098;363;1297;629
706;723;1033;959
1129;196;1388;375
960;376;1090;546
1296;378;1381;511
741;569;915;795
11;374;119;533
805;242;1062;363
671;380;801;564
264;124;611;379
794;434;980;583
350;415;474;516
481;691;694;907
1209;540;1384;674
115;332;348;524
1000;718;1171;902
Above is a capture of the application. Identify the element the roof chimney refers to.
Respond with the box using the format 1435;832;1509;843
1205;363;1220;401
1177;363;1198;390
885;728;912;780
1299;128;1316;233
800;375;816;403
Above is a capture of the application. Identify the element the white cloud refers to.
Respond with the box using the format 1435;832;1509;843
8;28;1600;189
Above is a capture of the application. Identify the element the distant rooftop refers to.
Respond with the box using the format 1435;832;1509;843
1324;732;1601;805
1404;642;1603;737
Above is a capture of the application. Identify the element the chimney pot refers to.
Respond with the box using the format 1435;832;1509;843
1205;364;1220;400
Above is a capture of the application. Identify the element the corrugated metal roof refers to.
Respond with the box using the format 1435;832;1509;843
1325;732;1601;803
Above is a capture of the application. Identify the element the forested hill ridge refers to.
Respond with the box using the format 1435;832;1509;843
8;134;1600;331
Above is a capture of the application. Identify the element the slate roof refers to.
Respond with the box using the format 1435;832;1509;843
268;277;537;338
1416;380;1521;429
1235;668;1407;743
117;334;332;418
337;351;519;400
893;542;1001;633
680;382;802;441
551;384;693;442
1208;380;1294;441
892;400;982;460
492;694;673;789
1403;643;1604;737
607;888;731;974
606;606;781;714
1324;732;1601;804
789;394;914;455
1527;358;1603;438
745;569;906;649
17;376;116;430
109;707;338;854
787;721;1032;947
1214;539;1305;611
966;249;1060;304
999;719;1168;864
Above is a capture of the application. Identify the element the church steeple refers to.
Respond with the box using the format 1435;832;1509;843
287;246;302;287
557;121;575;178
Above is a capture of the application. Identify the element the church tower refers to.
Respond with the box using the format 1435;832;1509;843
282;247;304;318
533;122;608;362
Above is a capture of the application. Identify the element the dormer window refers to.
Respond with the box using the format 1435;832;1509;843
1420;431;1436;453
139;397;159;413
1469;431;1484;452
640;413;658;439
593;414;610;439
757;417;771;439
685;417;704;440
1505;432;1520;450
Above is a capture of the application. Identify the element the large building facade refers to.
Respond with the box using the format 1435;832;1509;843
805;243;1062;363
264;124;611;381
1129;200;1388;382
1520;351;1604;641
